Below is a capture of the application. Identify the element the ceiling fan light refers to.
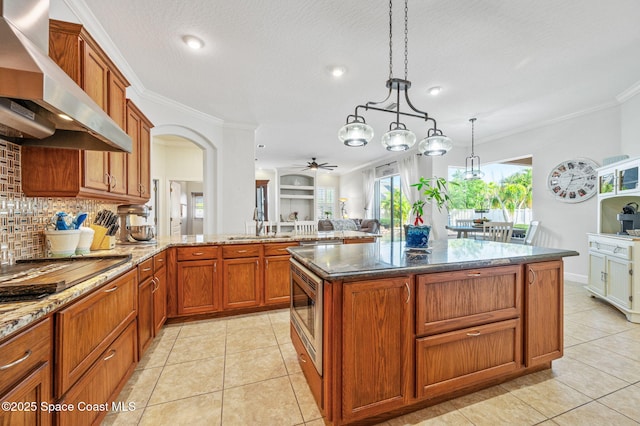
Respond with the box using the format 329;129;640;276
339;122;374;147
418;134;452;156
381;128;416;152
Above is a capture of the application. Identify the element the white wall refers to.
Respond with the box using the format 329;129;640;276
621;92;640;157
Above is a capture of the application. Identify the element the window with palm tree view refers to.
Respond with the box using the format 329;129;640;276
374;159;532;242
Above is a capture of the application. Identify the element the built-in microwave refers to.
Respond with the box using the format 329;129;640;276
290;259;323;375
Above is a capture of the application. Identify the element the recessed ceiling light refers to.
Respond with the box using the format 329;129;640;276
182;35;204;50
327;66;347;78
257;144;266;149
428;86;442;96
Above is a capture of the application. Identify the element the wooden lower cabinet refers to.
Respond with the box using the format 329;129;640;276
177;259;220;315
223;257;262;309
57;321;137;426
525;261;563;366
153;264;167;334
137;275;154;356
55;269;137;397
0;318;52;426
416;319;521;398
138;253;168;358
264;255;291;305
341;277;412;423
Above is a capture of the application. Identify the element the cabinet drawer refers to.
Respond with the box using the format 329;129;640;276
138;257;154;282
416;319;521;399
291;323;321;409
416;265;521;336
176;245;218;261
588;239;632;260
264;242;298;256
222;244;261;258
57;321;137;426
56;269;137;397
153;250;167;270
0;318;51;396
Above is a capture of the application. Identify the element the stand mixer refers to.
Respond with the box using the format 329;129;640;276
116;204;155;244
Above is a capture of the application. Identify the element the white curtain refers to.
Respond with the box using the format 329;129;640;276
398;155;420;209
362;168;375;219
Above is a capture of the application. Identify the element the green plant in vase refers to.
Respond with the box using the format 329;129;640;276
406;176;452;248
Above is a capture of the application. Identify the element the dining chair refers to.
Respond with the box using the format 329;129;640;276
456;219;475;227
294;220;318;234
245;220;278;235
482;221;514;242
523;220;540;245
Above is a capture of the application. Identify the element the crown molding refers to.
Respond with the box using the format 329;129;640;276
616;79;640;103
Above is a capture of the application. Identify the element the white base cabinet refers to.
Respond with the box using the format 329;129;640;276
587;234;640;322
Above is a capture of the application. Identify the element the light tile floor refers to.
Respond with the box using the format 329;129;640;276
103;281;640;425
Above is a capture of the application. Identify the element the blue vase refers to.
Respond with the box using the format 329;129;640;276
405;225;431;248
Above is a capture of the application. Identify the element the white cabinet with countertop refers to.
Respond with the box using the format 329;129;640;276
587;233;640;322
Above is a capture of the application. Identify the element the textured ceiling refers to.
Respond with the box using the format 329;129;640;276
80;0;640;174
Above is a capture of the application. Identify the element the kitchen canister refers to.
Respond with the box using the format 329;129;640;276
76;227;95;255
44;230;81;257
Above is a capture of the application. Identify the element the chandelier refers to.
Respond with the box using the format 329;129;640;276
338;0;452;155
464;118;484;180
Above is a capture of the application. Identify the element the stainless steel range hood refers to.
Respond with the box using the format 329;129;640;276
0;0;132;152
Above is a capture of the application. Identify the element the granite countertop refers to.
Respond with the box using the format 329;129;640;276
0;231;375;340
289;238;580;281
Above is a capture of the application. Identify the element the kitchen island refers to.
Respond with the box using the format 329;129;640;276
288;238;578;426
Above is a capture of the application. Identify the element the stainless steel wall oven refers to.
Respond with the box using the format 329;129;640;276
290;259;323;375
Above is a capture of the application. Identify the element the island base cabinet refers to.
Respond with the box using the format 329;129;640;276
525;261;563;367
341;277;412;423
416;319;521;399
57;321;137;426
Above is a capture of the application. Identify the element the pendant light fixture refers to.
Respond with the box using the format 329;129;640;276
464;118;484;180
338;0;452;155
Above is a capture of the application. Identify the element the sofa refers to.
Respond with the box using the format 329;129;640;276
317;218;380;234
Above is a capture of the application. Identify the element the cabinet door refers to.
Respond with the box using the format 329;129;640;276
223;258;262;309
264;255;291;305
587;251;606;297
342;277;411;423
153;267;168;334
126;104;141;197
83;151;109;191
0;363;51;426
177;259;219;315
525;261;563;367
607;256;633;309
139;119;152;199
137;277;154;358
82;41;108;110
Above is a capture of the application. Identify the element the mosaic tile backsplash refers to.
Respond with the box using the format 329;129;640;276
0;139;117;265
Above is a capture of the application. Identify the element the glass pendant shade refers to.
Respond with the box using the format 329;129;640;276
339;122;374;147
418;134;453;156
464;157;485;180
381;128;416;151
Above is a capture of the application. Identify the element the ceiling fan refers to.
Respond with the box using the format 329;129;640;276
300;157;338;171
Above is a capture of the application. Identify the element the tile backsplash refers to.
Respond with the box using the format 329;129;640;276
0;139;116;265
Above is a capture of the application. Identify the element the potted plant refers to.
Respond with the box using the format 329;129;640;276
406;176;452;248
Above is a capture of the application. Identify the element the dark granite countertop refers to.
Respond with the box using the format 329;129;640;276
288;239;579;280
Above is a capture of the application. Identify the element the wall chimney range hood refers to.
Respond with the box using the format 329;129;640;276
0;0;132;152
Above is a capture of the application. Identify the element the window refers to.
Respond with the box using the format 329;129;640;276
375;174;408;243
192;192;204;219
317;187;335;219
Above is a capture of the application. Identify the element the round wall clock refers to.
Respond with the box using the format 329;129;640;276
547;158;599;203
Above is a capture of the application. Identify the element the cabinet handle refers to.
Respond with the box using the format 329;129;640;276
613;246;622;254
596;242;601;250
237;250;248;253
156;258;164;263
0;350;32;371
104;173;110;186
265;259;269;268
142;267;152;272
466;331;481;337
528;268;537;285
104;286;118;293
214;262;217;273
151;277;158;292
111;175;117;189
404;282;410;304
103;350;116;361
467;272;482;277
192;252;204;256
278;248;288;251
298;353;307;363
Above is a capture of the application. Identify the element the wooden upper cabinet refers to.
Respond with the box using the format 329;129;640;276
126;100;153;201
21;19;137;201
